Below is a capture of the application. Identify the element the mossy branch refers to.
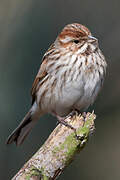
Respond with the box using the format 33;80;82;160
12;112;96;180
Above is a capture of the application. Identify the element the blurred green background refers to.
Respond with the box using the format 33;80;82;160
0;0;120;179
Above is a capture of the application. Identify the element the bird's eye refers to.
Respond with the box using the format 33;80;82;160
73;40;79;44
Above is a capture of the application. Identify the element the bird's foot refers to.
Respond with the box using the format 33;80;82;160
66;110;79;119
56;114;81;140
57;115;75;131
53;111;87;141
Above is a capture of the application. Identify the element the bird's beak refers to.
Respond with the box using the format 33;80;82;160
88;35;98;42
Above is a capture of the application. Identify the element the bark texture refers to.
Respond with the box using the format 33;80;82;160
12;112;96;180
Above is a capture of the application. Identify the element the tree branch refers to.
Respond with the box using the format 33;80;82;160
12;112;96;180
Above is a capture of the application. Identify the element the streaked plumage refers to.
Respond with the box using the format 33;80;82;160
6;23;107;146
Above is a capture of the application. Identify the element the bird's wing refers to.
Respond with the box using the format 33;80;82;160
31;44;55;105
31;58;48;105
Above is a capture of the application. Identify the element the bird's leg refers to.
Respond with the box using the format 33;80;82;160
65;110;79;119
52;111;76;132
53;111;81;140
56;115;76;131
67;110;87;125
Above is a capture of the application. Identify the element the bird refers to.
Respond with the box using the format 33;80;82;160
6;23;107;146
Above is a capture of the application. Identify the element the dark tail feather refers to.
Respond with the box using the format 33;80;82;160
6;111;36;146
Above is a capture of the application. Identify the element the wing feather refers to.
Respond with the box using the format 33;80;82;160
31;59;48;105
31;44;56;104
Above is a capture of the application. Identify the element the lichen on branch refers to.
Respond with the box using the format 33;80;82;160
12;112;96;180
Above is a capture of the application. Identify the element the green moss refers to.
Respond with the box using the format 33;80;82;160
52;114;94;165
25;166;48;180
25;114;95;179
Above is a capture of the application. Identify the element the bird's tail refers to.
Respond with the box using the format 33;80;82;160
6;106;40;146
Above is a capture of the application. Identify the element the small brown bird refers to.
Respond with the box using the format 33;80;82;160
6;23;107;146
